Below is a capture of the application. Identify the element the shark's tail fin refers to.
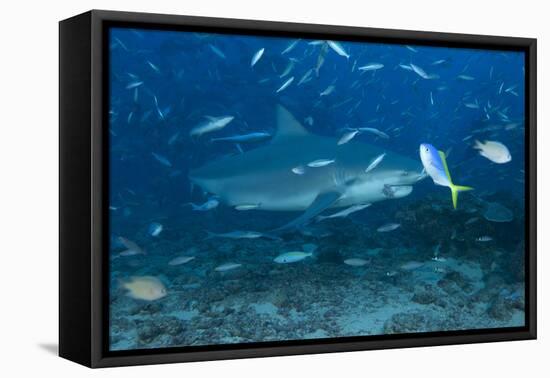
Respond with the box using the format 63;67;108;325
449;184;474;209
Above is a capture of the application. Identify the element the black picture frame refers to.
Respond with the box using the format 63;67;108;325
59;9;537;368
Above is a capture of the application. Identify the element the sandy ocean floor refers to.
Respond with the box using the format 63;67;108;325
109;203;525;351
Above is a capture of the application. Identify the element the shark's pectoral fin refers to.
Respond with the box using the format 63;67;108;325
272;191;342;233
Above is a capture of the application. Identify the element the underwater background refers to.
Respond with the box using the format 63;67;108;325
108;27;526;351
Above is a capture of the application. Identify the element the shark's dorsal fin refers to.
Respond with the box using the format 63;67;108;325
273;105;310;142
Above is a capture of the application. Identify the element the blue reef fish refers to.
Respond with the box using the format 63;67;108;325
419;143;473;209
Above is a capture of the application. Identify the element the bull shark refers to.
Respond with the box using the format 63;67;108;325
189;105;426;232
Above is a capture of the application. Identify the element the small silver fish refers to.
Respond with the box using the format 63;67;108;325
234;204;261;211
274;251;313;264
327;40;350;59
358;127;389;139
292;165;306;175
251;48;265;67
377;223;401;232
337;130;359;145
317;203;371;222
215;262;242;272
400;261;424;270
168;256;195;266
476;236;493;242
307;159;335;168
148;222;163;237
276;76;294;93
358;63;384;71
320;85;335;96
126;81;143;90
344;258;369;267
365;153;386;173
151;152;172;167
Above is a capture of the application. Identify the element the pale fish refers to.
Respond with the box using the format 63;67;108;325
307;159;335;168
274;251;313;264
151;152;172;167
276;76;294;93
234;203;261;211
358;63;384;71
317;203;371;222
122;276;167;301
211;132;271;143
188;198;219;211
190;115;234;137
315;43;329;76
400;261;424;271
251;48;265;67
292;165;306;175
206;230;278;240
320;85;335;96
457;75;475;81
168;131;180;145
117;236;146;257
410;63;431;79
473;140;512;164
365;153;386;173
476;236;493;242
279;60;295;78
126;81;143;90
208;44;226;59
344;258;369;267
146;60;160;73
327;40;350;59
337;129;360;145
297;69;313;86
148;222;163;237
168;256;195;266
357;127;389;139
215;262;242;272
377;223;401;232
281;39;300;54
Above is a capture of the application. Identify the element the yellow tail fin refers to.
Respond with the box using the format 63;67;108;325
450;184;474;209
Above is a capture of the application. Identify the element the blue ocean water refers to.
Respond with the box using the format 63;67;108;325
108;27;526;351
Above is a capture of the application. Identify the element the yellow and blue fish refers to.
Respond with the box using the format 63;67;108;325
419;143;473;209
